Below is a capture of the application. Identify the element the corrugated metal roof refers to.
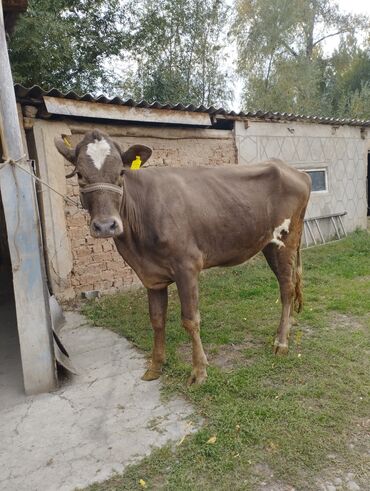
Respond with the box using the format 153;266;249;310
14;84;370;127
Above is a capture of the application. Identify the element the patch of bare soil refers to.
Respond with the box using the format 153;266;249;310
315;418;370;491
253;462;296;491
177;337;261;372
328;313;369;333
356;275;370;283
252;419;370;491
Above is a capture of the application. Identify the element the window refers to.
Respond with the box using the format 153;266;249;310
305;168;328;192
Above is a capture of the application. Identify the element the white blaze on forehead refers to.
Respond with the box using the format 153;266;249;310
86;138;111;170
270;218;291;248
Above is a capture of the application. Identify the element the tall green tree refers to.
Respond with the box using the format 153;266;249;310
325;37;370;118
9;0;129;93
120;0;232;106
232;0;369;116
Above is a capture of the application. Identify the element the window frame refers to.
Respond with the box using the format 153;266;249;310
304;167;328;194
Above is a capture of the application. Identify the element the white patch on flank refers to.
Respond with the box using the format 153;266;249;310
270;218;291;248
86;138;111;170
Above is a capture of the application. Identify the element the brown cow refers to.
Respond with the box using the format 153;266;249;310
55;130;311;385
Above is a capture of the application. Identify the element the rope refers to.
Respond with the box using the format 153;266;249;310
80;182;123;196
0;156;82;209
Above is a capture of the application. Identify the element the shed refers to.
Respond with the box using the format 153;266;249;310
14;85;370;303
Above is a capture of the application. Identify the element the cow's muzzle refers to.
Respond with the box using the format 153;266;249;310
90;217;123;238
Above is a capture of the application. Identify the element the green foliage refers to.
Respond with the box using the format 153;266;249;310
9;0;129;93
123;0;232;106
8;0;231;106
83;231;370;490
8;0;369;115
232;0;370;119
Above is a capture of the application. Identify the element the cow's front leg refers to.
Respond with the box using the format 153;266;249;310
176;270;208;385
142;287;168;381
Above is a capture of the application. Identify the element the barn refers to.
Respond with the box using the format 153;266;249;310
12;84;370;304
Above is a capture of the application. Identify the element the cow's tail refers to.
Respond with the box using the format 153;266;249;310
293;245;303;313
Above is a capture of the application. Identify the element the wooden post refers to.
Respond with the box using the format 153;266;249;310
0;0;57;394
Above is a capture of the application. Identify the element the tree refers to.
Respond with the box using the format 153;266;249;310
9;0;129;93
122;0;232;106
8;0;232;107
232;0;369;116
323;36;370;118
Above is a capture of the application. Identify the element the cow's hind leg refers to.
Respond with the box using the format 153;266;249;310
142;287;168;381
176;269;208;385
263;243;297;355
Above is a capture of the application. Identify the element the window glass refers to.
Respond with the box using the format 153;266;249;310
306;170;327;192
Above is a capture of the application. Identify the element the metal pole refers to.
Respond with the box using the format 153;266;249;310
0;1;56;394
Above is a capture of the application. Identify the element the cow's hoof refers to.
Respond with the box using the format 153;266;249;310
187;369;207;386
273;340;289;356
141;368;162;381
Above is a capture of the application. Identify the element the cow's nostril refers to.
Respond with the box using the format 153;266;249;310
109;220;118;231
92;221;101;232
91;218;121;236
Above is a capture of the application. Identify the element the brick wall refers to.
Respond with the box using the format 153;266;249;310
64;172;139;298
61;124;237;299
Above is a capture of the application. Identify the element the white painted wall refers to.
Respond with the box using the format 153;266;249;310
235;120;368;237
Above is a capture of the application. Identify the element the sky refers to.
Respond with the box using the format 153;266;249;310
230;0;370;111
335;0;370;15
324;0;370;53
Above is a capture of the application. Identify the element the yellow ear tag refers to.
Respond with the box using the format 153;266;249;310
131;155;142;170
63;136;72;148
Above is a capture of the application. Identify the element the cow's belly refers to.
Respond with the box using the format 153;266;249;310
202;239;269;269
199;223;272;269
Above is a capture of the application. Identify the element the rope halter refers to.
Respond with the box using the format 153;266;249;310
79;182;123;209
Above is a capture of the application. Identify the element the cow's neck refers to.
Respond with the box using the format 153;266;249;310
116;172;155;285
121;172;144;240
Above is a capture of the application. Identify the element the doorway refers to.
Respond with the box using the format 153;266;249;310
0;191;24;408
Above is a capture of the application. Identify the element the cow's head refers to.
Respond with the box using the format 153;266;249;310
55;130;152;238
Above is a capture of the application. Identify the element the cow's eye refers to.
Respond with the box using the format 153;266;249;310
120;170;125;176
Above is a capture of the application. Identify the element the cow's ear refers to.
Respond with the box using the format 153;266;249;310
120;144;152;168
54;136;76;163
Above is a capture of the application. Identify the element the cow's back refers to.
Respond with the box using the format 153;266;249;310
123;160;310;270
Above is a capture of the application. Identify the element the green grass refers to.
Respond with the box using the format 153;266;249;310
83;231;370;491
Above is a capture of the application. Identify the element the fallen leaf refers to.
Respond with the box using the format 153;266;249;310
139;479;147;488
176;435;187;446
206;435;217;444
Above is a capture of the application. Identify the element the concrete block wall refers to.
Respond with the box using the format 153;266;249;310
235;121;368;237
64;177;138;298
